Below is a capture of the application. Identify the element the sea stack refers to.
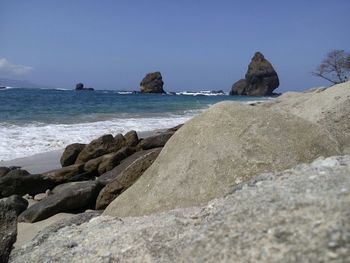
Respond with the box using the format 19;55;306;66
75;83;94;91
230;52;279;96
140;72;165;93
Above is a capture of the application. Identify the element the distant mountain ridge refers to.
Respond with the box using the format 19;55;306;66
0;78;52;89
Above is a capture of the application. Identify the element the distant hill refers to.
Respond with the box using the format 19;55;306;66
0;78;51;89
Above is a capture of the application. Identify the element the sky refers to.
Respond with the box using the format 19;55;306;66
0;0;349;92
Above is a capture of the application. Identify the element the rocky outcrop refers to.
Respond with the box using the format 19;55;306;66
60;143;86;167
18;181;102;223
140;72;165;93
75;134;126;164
104;101;339;218
75;83;94;91
10;156;350;263
230;52;279;96
0;170;56;198
96;148;161;209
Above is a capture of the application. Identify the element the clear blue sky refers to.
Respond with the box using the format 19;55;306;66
0;0;349;92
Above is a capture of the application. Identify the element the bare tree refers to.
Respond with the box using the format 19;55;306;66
312;50;350;84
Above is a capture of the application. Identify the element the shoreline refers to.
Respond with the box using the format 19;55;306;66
0;129;165;174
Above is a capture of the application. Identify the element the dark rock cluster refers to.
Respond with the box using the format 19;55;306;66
75;82;94;91
0;125;183;235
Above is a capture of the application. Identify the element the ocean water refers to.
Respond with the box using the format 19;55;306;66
0;88;270;160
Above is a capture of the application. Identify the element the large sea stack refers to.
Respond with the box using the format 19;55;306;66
230;52;279;96
140;72;165;93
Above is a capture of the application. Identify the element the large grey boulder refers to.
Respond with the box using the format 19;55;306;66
18;181;102;223
96;148;161;209
230;52;279;96
75;134;125;164
60;143;86;167
261;81;350;154
104;102;339;217
140;72;165;93
10;156;350;263
0;170;56;198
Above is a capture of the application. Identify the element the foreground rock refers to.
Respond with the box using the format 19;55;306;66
140;71;165;93
0;167;10;177
261;81;350;154
138;132;174;150
11;156;350;262
15;211;101;248
0;196;27;263
97;148;161;185
96;148;161;209
60;143;86;167
18;181;102;223
104;101;339;217
42;164;85;184
0;170;56;198
230;52;279;96
83;146;135;175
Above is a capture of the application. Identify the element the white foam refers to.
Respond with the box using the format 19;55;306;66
117;91;133;95
176;91;227;96
0;115;195;161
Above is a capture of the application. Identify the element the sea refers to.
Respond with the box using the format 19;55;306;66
0;87;271;161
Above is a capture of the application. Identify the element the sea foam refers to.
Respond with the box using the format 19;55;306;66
0;115;195;161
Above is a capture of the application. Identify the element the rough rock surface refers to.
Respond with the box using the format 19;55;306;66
0;167;10;177
138;132;174;150
104;102;339;217
18;181;102;223
261;81;350;154
230;52;279;96
60;143;86;167
43;164;84;184
0;199;17;263
75;134;125;164
97;148;162;185
97;147;135;175
96;148;161;209
124;130;139;147
140;71;165;93
0;170;56;198
10;156;350;263
1;195;28;216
